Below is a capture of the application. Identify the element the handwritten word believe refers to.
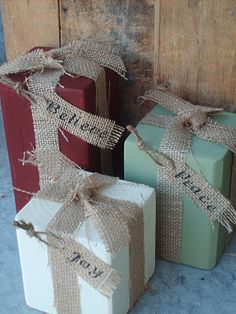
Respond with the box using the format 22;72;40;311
175;170;217;212
47;101;108;139
68;251;104;279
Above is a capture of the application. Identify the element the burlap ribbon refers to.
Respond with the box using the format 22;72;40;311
0;40;126;186
128;88;236;262
15;151;145;313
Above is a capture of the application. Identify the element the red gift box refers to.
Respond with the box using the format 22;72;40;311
0;48;122;212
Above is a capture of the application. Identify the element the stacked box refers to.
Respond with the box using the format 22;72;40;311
15;174;156;314
0;48;122;212
124;105;236;269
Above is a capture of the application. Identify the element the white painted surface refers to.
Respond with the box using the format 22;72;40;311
15;176;156;314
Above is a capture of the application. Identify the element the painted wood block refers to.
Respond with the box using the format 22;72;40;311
0;48;122;212
124;105;236;269
15;174;156;314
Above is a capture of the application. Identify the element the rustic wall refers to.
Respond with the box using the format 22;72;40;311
157;0;236;109
2;0;60;59
59;0;155;121
2;0;236;122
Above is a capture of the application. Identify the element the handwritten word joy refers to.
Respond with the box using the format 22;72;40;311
68;251;104;279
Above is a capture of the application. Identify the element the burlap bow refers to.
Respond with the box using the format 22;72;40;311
0;40;126;187
15;151;145;313
128;87;236;262
141;88;236;152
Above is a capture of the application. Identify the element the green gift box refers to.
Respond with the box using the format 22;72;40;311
124;90;236;269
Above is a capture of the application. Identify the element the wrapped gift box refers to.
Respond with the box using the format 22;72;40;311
0;48;122;212
15;174;156;314
124;105;236;269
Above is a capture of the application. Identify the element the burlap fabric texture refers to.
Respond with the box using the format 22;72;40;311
0;40;126;186
128;87;236;262
15;151;145;314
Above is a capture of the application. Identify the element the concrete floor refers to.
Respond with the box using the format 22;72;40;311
0;8;236;314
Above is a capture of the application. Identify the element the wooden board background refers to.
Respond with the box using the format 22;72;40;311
2;0;60;59
2;0;236;122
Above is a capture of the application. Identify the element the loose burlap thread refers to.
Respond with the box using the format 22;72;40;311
129;88;236;262
15;151;145;314
0;40;127;187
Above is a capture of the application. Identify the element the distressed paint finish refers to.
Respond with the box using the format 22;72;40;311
1;0;60;60
59;0;155;122
158;0;236;109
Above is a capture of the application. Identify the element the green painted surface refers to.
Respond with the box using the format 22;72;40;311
124;106;236;269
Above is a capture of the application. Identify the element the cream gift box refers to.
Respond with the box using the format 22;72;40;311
15;173;156;314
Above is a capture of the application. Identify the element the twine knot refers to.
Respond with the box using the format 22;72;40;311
26;223;36;237
181;109;208;131
13;220;36;237
137;138;146;150
126;124;176;170
14;220;52;246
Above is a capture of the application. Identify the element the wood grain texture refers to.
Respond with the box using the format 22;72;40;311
2;0;236;114
2;0;60;60
59;0;155;123
157;0;236;108
157;0;202;103
196;0;236;107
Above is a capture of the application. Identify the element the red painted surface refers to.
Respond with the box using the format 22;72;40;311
0;48;122;212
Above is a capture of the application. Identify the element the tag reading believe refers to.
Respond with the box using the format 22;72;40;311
47;100;108;139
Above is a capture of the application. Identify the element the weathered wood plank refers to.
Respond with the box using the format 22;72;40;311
153;0;161;88
59;0;155;122
196;0;236;108
158;0;236;109
157;0;201;103
3;0;235;114
2;0;60;60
